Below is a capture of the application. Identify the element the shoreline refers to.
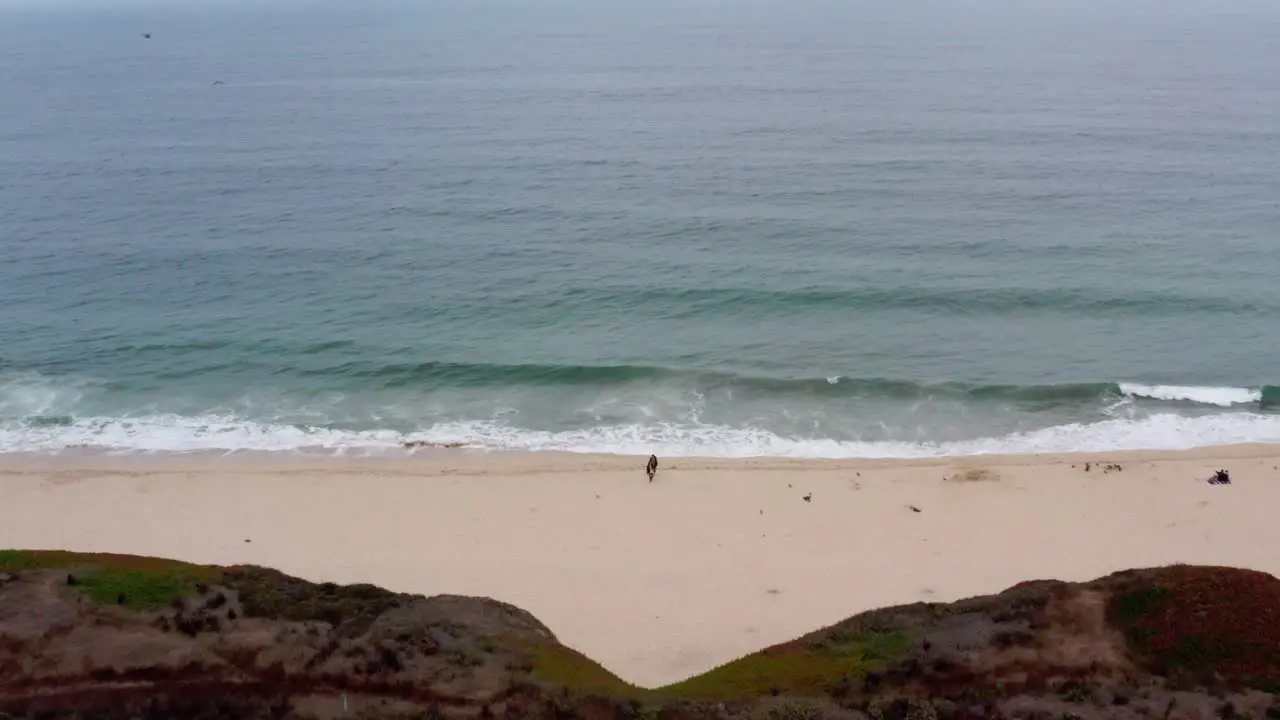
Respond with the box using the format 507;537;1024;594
4;400;1280;460
2;439;1279;466
2;445;1279;687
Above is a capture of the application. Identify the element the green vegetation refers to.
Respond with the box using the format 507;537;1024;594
0;549;43;571
0;549;219;578
524;623;912;703
525;641;638;698
927;601;962;620
224;566;403;626
654;631;909;702
1111;585;1173;645
1108;566;1280;690
0;549;220;610
1112;585;1171;625
813;629;910;662
76;568;198;610
657;649;855;701
4;548;1279;719
3;550;913;703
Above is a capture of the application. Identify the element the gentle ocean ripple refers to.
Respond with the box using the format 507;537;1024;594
1;0;1279;455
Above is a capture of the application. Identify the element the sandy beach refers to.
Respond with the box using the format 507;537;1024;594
1;446;1278;688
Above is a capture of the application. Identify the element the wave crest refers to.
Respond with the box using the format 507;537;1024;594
3;412;1280;457
1117;383;1261;407
1;370;1277;456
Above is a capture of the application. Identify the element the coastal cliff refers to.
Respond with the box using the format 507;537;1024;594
0;550;1276;719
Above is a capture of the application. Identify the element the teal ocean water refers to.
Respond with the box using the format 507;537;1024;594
2;0;1279;456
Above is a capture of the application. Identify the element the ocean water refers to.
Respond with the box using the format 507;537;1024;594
2;0;1279;457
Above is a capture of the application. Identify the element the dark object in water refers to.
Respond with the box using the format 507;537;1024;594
1208;469;1231;485
143;33;151;39
646;454;658;481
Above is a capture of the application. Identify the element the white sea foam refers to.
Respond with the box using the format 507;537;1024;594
0;371;92;418
2;370;1277;457
389;413;1280;457
1117;383;1261;407
0;414;406;454
3;411;1280;458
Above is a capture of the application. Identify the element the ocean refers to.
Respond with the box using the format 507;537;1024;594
2;0;1279;457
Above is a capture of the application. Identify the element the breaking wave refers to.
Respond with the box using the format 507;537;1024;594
1;370;1277;455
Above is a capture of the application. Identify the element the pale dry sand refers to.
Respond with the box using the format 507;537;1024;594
2;446;1279;687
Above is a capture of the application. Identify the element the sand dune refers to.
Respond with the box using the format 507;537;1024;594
1;445;1278;687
